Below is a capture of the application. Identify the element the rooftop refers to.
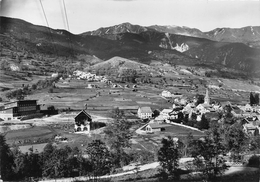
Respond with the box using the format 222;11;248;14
139;107;153;113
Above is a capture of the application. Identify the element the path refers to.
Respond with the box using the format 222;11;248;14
38;160;259;182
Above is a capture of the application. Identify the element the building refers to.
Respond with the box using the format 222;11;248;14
137;107;153;119
145;123;171;134
160;109;173;119
74;110;92;133
169;107;183;120
0;100;39;120
74;110;92;132
161;90;172;98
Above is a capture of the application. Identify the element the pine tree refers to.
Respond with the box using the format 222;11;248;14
0;134;14;180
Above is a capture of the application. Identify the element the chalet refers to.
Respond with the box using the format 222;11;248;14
137;107;153;119
74;110;92;133
0;100;40;120
145;123;171;134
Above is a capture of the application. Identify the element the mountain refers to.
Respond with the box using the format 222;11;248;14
0;16;198;67
205;26;260;48
104;30;260;74
1;16;260;78
81;22;149;40
148;25;210;39
82;23;260;49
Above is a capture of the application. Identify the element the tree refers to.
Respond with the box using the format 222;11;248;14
195;94;204;106
85;140;111;180
0;134;14;180
31;84;37;90
12;147;26;180
104;108;132;167
42;145;76;178
198;114;209;130
185;132;195;157
157;136;181;180
190;127;228;182
224;123;249;161
23;150;42;179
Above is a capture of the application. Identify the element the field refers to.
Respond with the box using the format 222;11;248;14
1;68;259;156
26;79;173;117
5;126;56;145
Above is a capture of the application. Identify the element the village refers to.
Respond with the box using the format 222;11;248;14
1;69;259;141
0;69;260;182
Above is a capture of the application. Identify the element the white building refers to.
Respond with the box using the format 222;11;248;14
160;109;173;119
137;107;153;119
161;90;172;98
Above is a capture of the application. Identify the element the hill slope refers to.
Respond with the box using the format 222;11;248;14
1;17;260;77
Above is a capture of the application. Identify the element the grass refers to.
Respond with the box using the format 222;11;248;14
5;126;55;145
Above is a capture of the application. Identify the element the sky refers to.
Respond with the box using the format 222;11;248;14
0;0;260;34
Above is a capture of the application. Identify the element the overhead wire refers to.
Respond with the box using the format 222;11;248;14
39;0;57;54
62;0;74;56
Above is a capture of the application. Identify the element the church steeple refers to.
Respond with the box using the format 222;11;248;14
204;88;210;105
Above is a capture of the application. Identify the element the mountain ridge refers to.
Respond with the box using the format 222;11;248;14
1;16;260;78
81;22;260;48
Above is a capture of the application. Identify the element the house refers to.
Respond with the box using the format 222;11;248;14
231;105;244;118
252;106;260;113
74;110;92;133
137;107;153;119
169;107;183;120
243;123;259;136
161;90;172;98
243;115;260;127
153;115;166;123
0;100;40;120
220;101;232;108
160;109;173;119
182;103;195;115
244;104;253;112
196;103;211;114
145;123;171;134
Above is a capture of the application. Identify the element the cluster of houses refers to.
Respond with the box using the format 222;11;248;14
137;89;260;135
73;70;108;82
161;90;183;98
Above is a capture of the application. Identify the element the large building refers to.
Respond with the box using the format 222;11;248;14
0;100;40;120
137;106;153;119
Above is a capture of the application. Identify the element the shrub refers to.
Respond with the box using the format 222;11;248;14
247;155;260;168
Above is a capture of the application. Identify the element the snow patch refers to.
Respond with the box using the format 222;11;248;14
165;33;174;49
172;43;189;52
105;29;110;34
251;26;255;35
167;25;178;28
